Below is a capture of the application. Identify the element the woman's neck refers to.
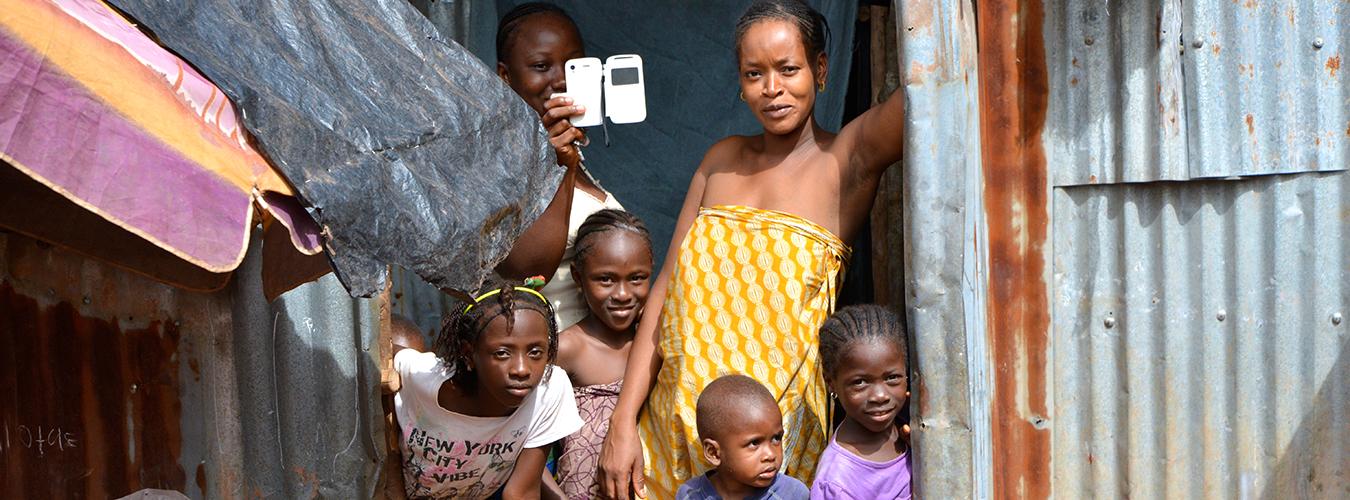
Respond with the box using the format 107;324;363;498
760;118;823;157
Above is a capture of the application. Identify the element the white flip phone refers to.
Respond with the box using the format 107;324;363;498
561;57;604;127
603;55;646;124
554;55;647;128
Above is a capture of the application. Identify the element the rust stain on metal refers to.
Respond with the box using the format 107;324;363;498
1246;114;1255;135
976;0;1052;498
1327;55;1341;78
0;282;185;498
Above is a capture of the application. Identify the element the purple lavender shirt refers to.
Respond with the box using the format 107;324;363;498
808;436;912;500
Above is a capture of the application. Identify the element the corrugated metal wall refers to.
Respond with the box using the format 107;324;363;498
0;231;384;498
894;0;989;498
1046;0;1190;185
1053;173;1348;498
1039;0;1348;498
1183;0;1347;178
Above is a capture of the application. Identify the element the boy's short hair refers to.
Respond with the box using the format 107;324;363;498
695;374;779;441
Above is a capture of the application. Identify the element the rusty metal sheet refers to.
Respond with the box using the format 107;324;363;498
0;283;188;496
1052;171;1349;498
1045;0;1191;186
0;231;385;498
975;0;1054;498
895;0;989;498
1182;0;1348;178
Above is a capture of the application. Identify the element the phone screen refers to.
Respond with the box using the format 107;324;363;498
610;67;641;86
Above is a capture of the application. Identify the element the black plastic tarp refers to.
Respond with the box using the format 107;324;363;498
107;0;560;297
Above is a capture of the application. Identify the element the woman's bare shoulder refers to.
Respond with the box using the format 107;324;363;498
699;134;760;174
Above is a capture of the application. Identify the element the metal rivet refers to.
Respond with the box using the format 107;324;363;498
130;384;138;393
82;296;91;305
1084;36;1095;46
1216;310;1227;322
1312;37;1324;49
1192;37;1205;49
1333;312;1343;326
1104;316;1116;329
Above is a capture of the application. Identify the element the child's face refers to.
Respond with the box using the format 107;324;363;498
827;339;908;434
496;14;585;116
704;402;784;489
467;309;552;411
574;232;653;331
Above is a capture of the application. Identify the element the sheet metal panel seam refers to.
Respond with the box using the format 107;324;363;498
952;0;994;498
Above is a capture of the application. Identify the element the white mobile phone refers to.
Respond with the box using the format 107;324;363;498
604;55;646;124
560;57;603;127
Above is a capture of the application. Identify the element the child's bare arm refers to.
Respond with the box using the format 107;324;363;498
540;467;565;500
496;162;579;280
385;315;426;394
503;446;550;499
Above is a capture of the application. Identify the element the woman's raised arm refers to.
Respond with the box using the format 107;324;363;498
596;141;722;499
839;86;906;178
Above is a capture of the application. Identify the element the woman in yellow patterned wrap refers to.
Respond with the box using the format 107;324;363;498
596;1;907;498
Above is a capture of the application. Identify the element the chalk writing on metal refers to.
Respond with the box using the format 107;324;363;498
0;421;78;458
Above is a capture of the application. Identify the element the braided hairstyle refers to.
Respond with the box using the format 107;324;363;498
572;209;653;273
818;304;907;380
432;280;560;392
734;0;831;71
495;2;583;63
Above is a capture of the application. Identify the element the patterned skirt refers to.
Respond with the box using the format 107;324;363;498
639;205;849;498
557;379;623;499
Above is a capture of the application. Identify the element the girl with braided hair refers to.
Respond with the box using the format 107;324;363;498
494;2;627;330
391;281;582;499
547;209;654;499
812;304;912;499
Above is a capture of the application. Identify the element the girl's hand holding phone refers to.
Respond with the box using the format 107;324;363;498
542;95;588;169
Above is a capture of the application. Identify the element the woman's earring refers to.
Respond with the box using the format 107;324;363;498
739;91;746;102
818;81;826;93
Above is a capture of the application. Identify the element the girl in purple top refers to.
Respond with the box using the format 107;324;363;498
811;305;912;500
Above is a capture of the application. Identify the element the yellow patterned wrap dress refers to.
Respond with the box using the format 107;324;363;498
639;205;849;498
